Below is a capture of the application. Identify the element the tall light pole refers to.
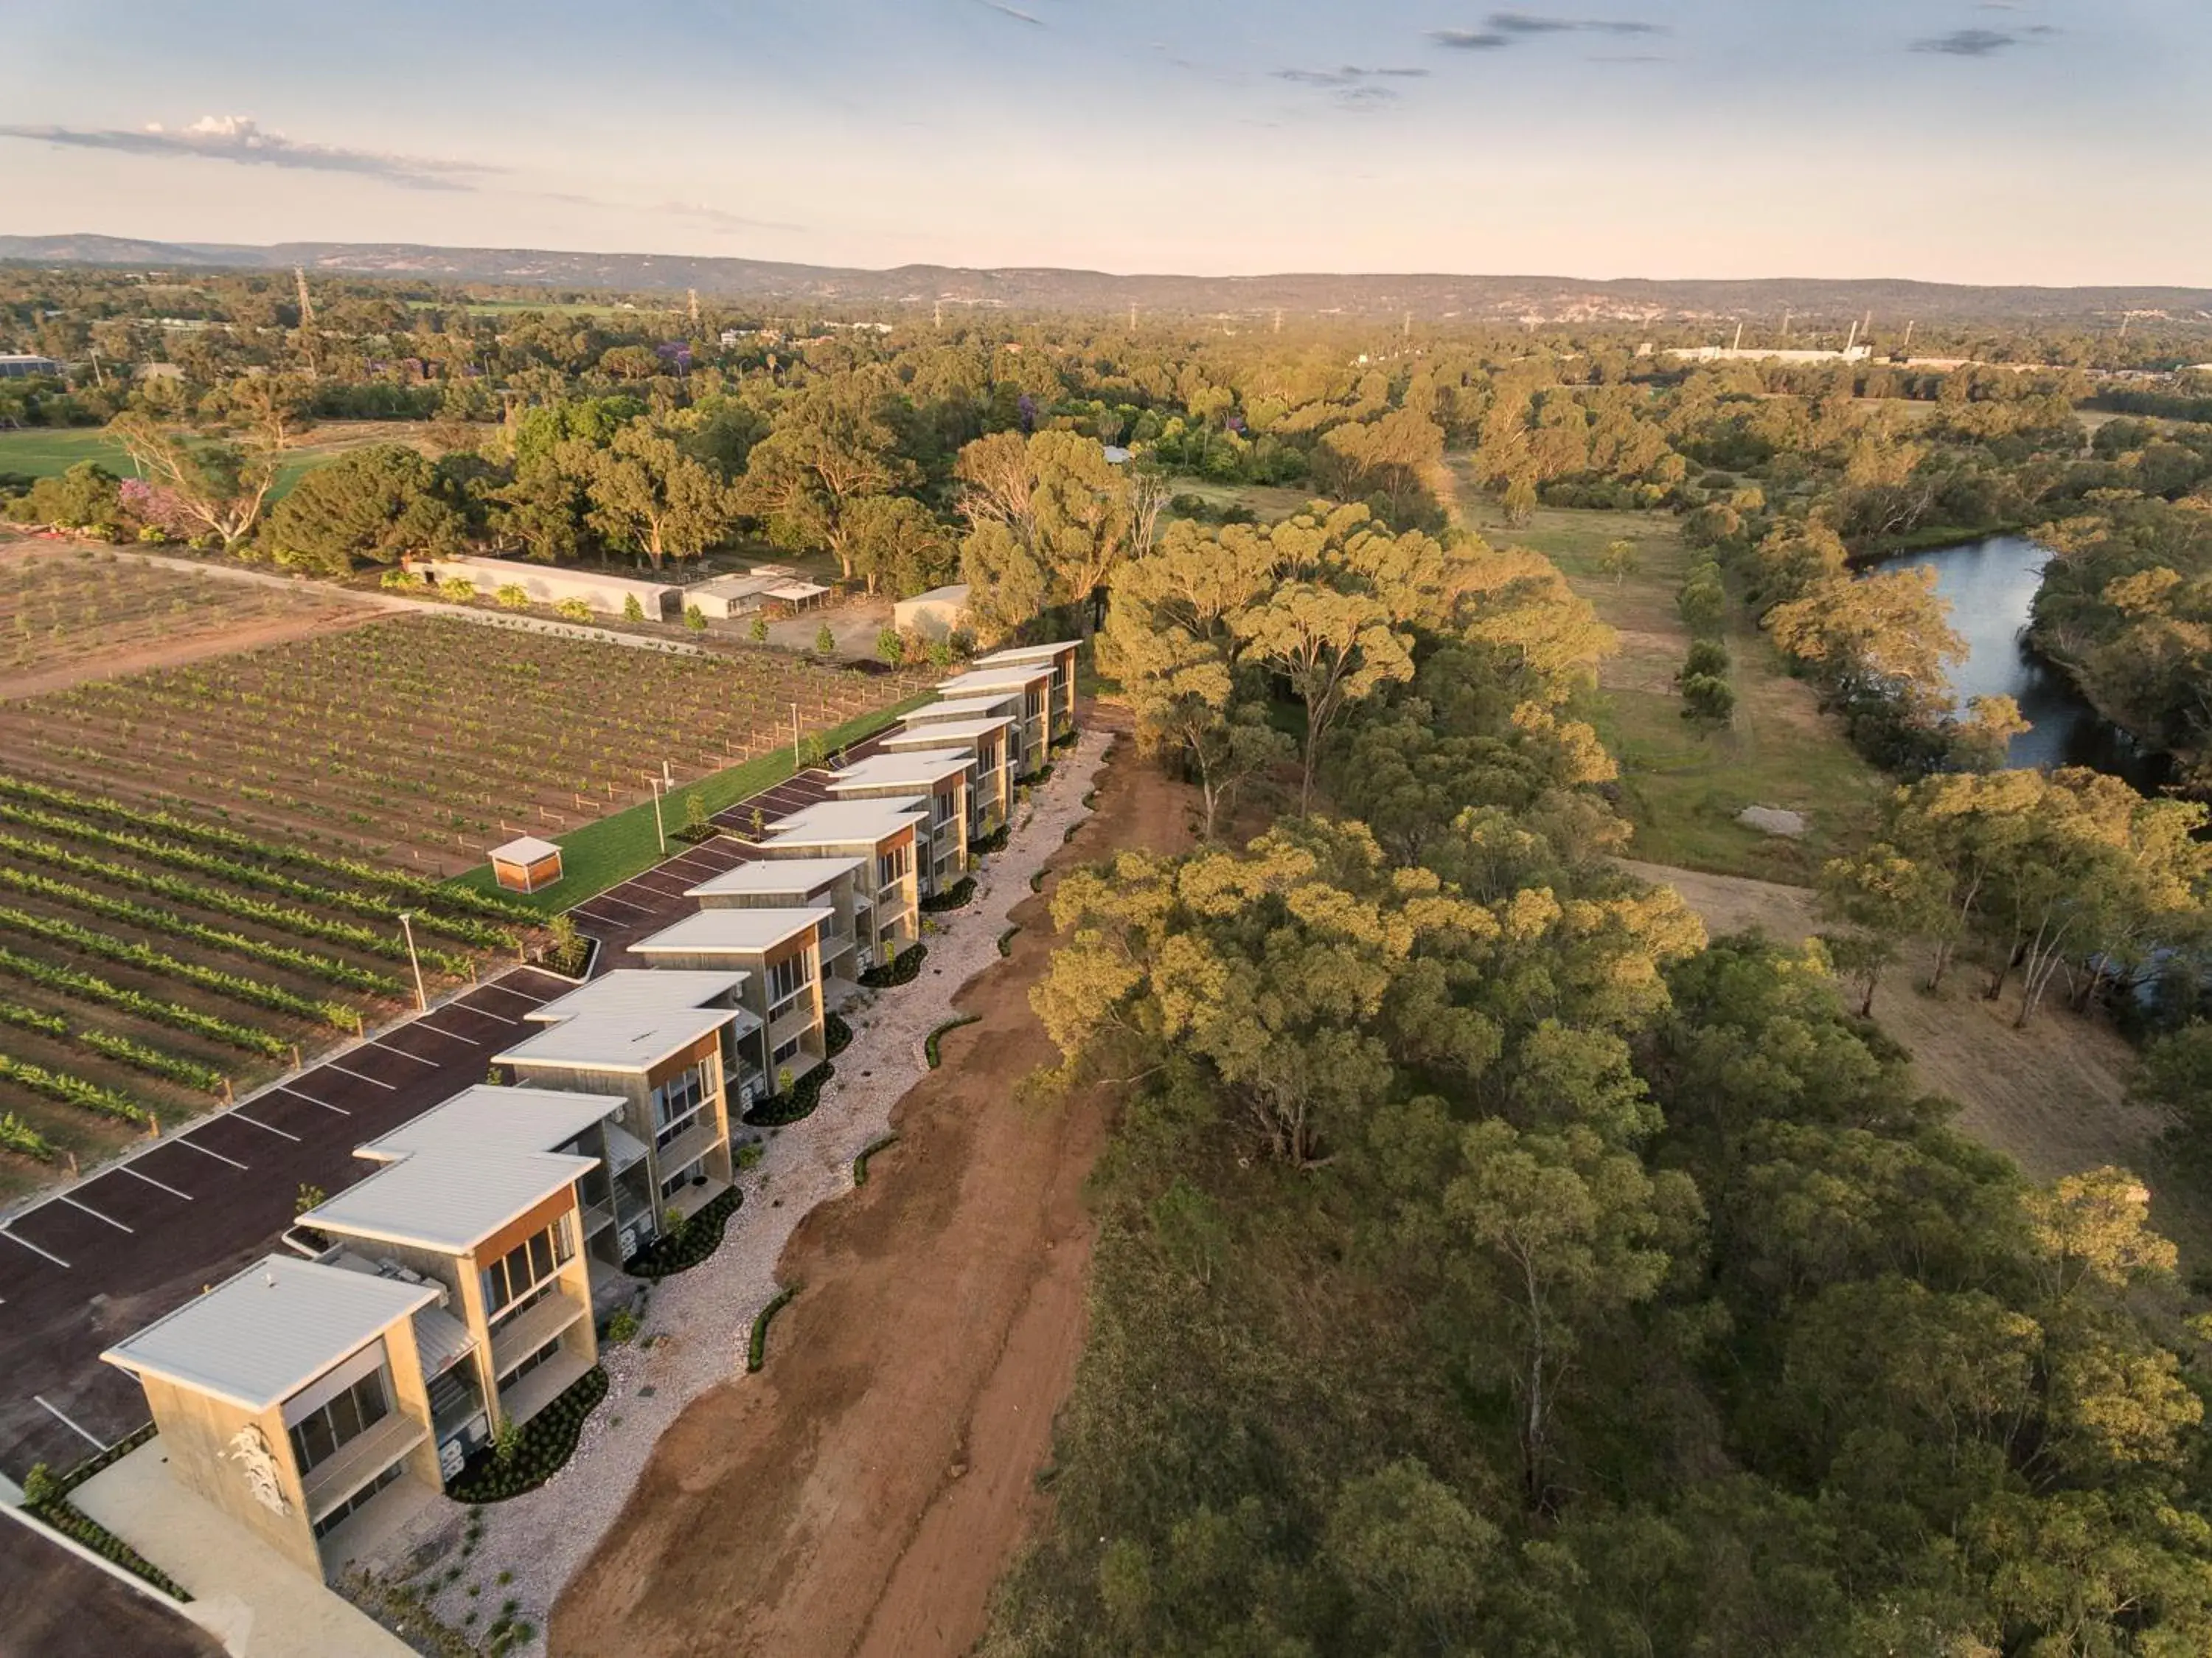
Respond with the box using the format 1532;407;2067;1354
398;913;426;1013
650;777;667;855
791;702;801;766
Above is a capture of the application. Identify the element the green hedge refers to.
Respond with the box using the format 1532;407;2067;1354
624;1186;741;1278
22;1428;188;1602
925;1014;979;1069
997;926;1019;957
743;1060;833;1126
748;1287;799;1374
445;1367;607;1503
972;825;1010;856
859;942;926;989
853;1134;898;1186
919;876;975;914
824;1011;853;1058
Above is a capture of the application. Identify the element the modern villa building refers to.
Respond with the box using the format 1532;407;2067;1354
686;858;868;987
823;750;973;895
933;664;1056;771
755;799;925;954
902;691;1030;771
973;640;1080;738
493;996;743;1246
625;907;835;1094
880;716;1015;836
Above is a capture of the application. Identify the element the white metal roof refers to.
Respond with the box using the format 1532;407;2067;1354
938;665;1053;696
975;641;1078;667
525;970;751;1025
905;694;1022;723
495;1006;742;1072
686;858;863;899
762;799;927;847
353;1083;627;1156
490;835;562;864
827;750;975;791
103;1255;437;1413
629;906;833;957
305;1144;597;1253
881;718;1012;749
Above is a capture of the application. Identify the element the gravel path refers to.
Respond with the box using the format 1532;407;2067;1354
401;729;1115;1656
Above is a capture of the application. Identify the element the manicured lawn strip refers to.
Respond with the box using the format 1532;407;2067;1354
445;1367;608;1503
853;1134;898;1185
925;1014;978;1069
442;697;931;918
625;1187;741;1278
748;1287;799;1373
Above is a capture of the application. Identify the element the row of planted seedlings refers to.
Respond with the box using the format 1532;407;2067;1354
0;771;543;1162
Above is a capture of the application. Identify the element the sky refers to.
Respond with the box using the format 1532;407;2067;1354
1;0;2206;287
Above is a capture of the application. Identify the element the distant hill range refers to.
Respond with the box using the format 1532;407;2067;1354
4;232;2210;327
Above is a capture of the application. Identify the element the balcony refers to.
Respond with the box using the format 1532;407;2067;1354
302;1410;428;1525
497;1346;594;1431
580;1198;616;1237
654;1116;723;1182
666;1174;729;1224
489;1287;588;1379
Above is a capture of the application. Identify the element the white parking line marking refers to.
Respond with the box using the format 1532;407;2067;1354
0;1229;69;1268
476;981;552;1004
276;1084;349;1116
34;1395;105;1449
411;1021;480;1044
230;1112;302;1143
57;1196;131;1234
119;1165;192;1201
324;1061;397;1091
368;1039;440;1068
175;1137;248;1170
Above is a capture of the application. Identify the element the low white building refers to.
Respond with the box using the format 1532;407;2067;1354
684;569;832;620
894;583;970;642
417;555;678;620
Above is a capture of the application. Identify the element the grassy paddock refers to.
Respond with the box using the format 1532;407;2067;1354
444;696;931;915
1450;476;1883;882
0;421;434;496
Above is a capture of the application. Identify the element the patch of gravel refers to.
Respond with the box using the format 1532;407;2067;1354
400;729;1116;1656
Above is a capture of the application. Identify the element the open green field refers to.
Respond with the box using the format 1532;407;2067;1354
1447;463;1885;883
0;421;433;496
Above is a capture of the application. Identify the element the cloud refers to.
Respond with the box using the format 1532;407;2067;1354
972;0;1043;23
1488;10;1666;35
1910;24;2052;55
660;201;807;235
1430;13;1667;48
1274;65;1429;86
0;115;489;190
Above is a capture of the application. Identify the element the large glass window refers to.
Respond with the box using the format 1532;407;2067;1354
480;1218;572;1320
877;842;911;889
650;1061;709;1148
765;951;813;1007
311;1460;403;1539
288;1367;391;1474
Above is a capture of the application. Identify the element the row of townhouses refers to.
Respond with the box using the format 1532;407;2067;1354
97;640;1081;1582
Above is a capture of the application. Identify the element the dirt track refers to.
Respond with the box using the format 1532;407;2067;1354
551;741;1194;1658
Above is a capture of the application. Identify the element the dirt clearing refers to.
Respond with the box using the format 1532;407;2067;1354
551;735;1194;1658
1621;857;2209;1268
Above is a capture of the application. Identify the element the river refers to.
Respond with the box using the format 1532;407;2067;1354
1882;533;2171;791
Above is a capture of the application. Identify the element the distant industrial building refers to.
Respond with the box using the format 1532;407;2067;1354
0;353;64;378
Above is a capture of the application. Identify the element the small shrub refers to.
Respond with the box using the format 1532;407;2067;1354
853;1134;898;1185
734;1140;765;1172
605;1307;640;1344
814;622;837;657
824;1010;853;1056
438;577;477;604
623;594;645;622
495;583;529;610
859;942;925;988
554;597;593;622
624;1187;741;1277
877;626;904;665
925;1014;979;1068
684;603;708;632
919;875;975;914
748;1286;799;1373
748;615;769;643
743;1062;833;1126
997;926;1018;957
